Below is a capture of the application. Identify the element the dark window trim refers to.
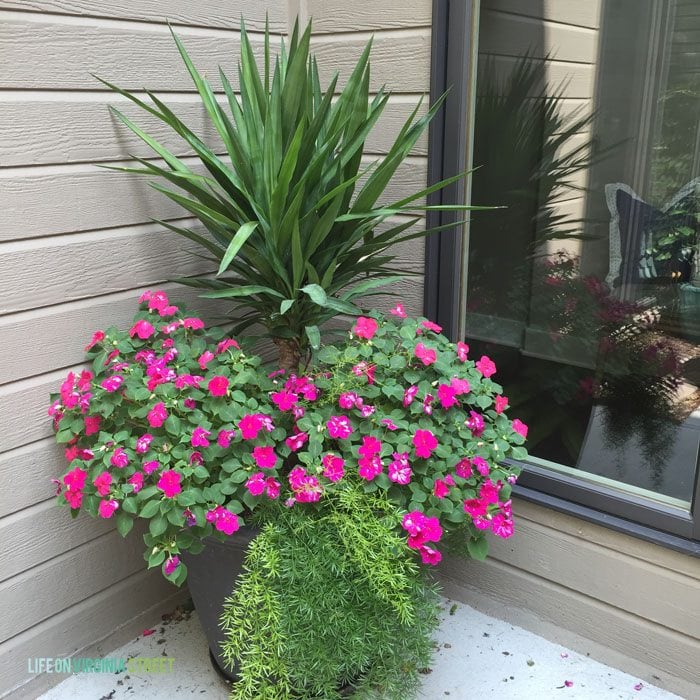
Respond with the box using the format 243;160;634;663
426;0;700;547
515;485;700;558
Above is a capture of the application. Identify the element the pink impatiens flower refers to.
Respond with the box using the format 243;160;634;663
239;414;264;441
338;391;359;409
135;433;153;454
390;303;407;318
208;375;230;397
252;445;278;469
463;498;488;518
98;499;119;519
271;390;298;411
217;429;236;448
164;556;180;576
129;319;155;340
198;351;215;370
353;316;378;340
401;511;443;549
413;429;438;459
352;361;376;384
388;452;412;485
183;317;205;330
472;456;490;476
147;402;168;428
93;471;112;496
191;427;211;448
110;448;129;468
128;472;144;493
85;330;105;351
327;415;353;440
455;458;473;479
101;375;123;393
157;470;182;498
475;355;497;378
419;545;442;566
421;319;442;333
288;467;323;502
206;506;239;534
143;460;160;475
245;472;281;501
495;395;508;414
437;383;458;409
491;513;514;538
63;467;87;509
216;338;240;354
381;418;398;431
84;415;101;436
456;341;469;362
451;377;470;395
433;478;450;499
245;472;267;496
322;454;345;482
414;342;437;365
358;455;383;481
403;385;419;407
359;435;382;457
512;418;528;438
285;431;308;452
466;410;485;437
246;473;280;499
175;374;204;389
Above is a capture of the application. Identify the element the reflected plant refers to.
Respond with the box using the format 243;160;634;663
506;252;684;465
468;53;600;319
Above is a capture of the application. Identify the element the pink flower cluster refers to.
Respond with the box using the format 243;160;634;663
50;293;528;581
402;511;443;565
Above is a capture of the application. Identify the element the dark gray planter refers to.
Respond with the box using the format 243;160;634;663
181;527;258;679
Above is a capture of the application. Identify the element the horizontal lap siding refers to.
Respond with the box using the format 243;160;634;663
0;93;427;167
0;5;286;698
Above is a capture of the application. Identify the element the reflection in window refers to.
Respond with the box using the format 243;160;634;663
467;0;700;507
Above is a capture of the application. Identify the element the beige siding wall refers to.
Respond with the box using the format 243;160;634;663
0;1;432;697
0;4;286;698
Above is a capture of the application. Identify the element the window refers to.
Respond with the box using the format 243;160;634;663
427;0;700;548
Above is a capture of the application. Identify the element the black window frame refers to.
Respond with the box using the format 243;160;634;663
425;0;700;555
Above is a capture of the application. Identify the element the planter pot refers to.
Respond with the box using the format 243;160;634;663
181;527;258;680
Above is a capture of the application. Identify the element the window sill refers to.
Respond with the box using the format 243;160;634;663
514;483;700;558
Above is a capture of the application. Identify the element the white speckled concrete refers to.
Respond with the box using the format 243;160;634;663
38;599;682;700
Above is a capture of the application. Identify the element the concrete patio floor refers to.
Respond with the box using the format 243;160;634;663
38;598;682;699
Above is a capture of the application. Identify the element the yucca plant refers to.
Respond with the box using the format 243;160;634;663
98;19;474;369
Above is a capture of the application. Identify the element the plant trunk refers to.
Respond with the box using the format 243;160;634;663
273;337;302;373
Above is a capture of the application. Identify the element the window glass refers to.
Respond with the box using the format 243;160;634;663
468;0;700;508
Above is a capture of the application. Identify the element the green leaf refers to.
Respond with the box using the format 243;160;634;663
164;414;181;436
280;299;295;314
217;221;259;275
202;284;284;300
305;325;321;349
148;549;166;569
116;512;134;537
121;497;138;514
149;515;168;537
467;537;489;561
300;284;327;306
139;500;162;519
